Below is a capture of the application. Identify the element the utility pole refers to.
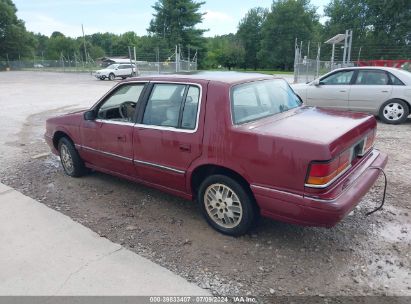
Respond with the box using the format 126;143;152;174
82;24;87;64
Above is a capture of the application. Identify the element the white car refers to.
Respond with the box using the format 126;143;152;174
94;64;138;81
292;67;411;124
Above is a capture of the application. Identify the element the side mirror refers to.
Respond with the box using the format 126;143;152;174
313;79;321;86
84;110;96;121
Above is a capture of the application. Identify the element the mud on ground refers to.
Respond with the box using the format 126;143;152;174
1;106;410;298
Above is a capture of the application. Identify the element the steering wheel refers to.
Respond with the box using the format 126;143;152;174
119;101;137;120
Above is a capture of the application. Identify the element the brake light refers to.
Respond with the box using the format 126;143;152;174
306;149;352;187
360;129;376;156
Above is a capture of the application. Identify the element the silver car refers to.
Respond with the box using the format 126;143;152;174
292;67;411;124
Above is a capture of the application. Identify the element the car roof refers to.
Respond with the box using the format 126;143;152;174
334;66;404;73
329;66;411;84
128;71;274;85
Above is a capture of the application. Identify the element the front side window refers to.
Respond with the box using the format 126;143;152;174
97;83;144;122
321;70;354;85
355;70;389;85
231;79;301;124
142;83;200;130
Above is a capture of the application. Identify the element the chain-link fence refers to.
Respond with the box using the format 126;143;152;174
0;59;197;75
294;59;354;83
0;45;197;75
293;40;411;83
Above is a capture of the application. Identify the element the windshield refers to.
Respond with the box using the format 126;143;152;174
106;64;119;70
231;79;302;124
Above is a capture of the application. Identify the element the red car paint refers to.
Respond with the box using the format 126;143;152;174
45;73;387;228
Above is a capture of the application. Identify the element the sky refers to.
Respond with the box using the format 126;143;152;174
13;0;330;38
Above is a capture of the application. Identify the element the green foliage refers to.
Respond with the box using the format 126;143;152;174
237;7;268;70
148;0;206;50
323;0;411;60
202;35;244;70
258;0;320;70
0;0;35;60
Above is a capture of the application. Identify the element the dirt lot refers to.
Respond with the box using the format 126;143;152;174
0;72;410;297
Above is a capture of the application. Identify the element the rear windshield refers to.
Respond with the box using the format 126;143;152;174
231;79;301;124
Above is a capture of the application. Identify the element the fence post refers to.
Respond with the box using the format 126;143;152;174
156;47;160;74
316;43;321;78
175;45;179;73
293;38;298;83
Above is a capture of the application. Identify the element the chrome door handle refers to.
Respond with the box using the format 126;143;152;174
339;90;346;92
382;90;389;92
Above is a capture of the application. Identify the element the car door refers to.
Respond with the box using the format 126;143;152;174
349;69;393;113
80;82;146;177
305;70;355;110
133;82;204;193
117;64;128;77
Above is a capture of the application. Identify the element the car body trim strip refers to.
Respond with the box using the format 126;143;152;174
251;184;303;199
80;145;133;162
133;159;185;175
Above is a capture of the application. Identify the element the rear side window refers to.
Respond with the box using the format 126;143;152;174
142;83;200;130
388;73;405;85
355;70;389;85
231;79;301;124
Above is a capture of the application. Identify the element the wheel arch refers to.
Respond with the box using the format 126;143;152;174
190;164;254;202
52;130;73;150
382;97;411;112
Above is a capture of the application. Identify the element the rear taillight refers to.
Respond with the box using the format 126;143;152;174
306;149;352;187
359;129;376;156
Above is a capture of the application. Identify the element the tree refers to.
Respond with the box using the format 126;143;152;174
0;0;35;60
324;0;411;60
148;0;206;49
237;7;268;70
45;33;77;60
258;0;320;70
203;34;244;70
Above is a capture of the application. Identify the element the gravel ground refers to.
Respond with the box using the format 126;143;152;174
0;72;410;298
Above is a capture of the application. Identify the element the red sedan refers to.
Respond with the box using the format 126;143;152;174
45;72;388;236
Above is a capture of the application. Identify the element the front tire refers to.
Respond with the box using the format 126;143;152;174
198;175;257;236
58;137;86;177
379;99;409;124
108;73;115;81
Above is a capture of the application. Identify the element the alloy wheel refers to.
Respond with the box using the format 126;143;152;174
60;144;74;174
204;183;243;229
383;102;405;122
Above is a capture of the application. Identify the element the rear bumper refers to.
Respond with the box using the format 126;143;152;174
252;149;388;227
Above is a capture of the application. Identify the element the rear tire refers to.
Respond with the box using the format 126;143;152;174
58;137;86;177
108;73;115;81
379;99;409;124
198;174;257;236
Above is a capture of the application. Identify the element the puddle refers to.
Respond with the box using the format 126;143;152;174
43;155;61;169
